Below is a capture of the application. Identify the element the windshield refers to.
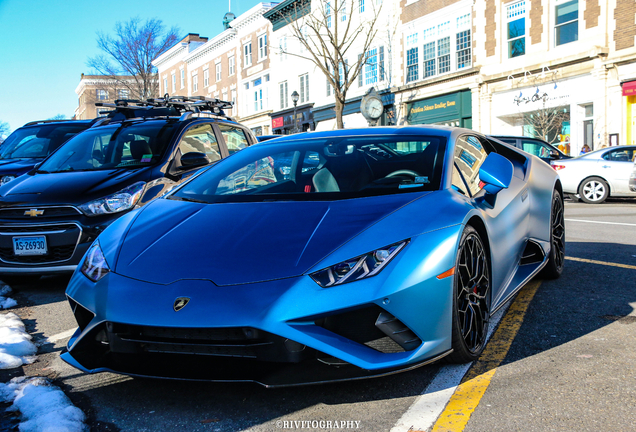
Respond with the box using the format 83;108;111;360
0;124;88;160
38;121;177;173
171;135;446;203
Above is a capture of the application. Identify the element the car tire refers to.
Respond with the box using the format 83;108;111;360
447;225;491;363
540;190;565;279
578;177;609;204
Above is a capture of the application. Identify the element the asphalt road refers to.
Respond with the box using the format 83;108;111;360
2;198;635;432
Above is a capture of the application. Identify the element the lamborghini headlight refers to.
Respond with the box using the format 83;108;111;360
1;175;16;185
79;182;145;216
310;240;408;288
81;241;110;282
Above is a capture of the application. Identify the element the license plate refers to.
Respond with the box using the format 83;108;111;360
13;236;47;256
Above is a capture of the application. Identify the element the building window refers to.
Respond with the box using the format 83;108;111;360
216;63;222;81
279;36;287;60
280;81;288;110
456;30;471;69
359;0;365;13
555;0;578;45
171;74;176;93
379;46;385;81
163;78;168;94
326;65;333;96
364;48;378;85
229;56;235;76
437;36;450;74
423;42;435;78
117;89;129;100
244;42;252;67
406;48;418;83
299;73;309;103
203;69;209;87
326;2;332;28
258;35;268;60
180;69;185;89
253;78;263;111
507;1;526;58
96;89;108;100
192;73;198;92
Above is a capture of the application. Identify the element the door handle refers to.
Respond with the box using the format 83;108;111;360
602;165;611;168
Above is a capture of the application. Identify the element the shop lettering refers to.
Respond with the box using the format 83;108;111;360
514;92;549;106
410;100;456;114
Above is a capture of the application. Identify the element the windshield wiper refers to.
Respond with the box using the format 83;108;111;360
169;195;208;204
35;169;50;174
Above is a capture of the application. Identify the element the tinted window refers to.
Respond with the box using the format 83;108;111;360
39;122;177;173
178;123;221;163
171;135;446;203
0;124;88;160
522;140;552;158
218;124;249;154
603;148;635;162
453;135;489;196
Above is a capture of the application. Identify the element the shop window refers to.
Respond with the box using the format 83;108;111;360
555;0;578;46
507;1;526;58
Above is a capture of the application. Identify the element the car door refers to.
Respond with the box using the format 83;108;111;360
453;135;530;305
598;147;636;195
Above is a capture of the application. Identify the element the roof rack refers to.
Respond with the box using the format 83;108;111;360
23;119;78;127
93;95;235;124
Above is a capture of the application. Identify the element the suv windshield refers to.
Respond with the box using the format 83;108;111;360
38;122;178;173
171;135;446;203
0;124;88;160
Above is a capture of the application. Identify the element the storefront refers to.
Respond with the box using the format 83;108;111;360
490;74;601;155
313;92;395;131
270;104;314;135
622;80;636;146
406;90;472;128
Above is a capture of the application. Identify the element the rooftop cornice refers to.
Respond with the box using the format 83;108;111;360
231;2;279;30
185;29;238;65
75;76;137;95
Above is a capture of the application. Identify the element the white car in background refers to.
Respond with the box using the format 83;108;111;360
552;145;636;203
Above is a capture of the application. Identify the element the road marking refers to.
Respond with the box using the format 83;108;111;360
43;328;76;344
390;290;511;432
565;218;636;227
430;280;541;432
565;256;636;270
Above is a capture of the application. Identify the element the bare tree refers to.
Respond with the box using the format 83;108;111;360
88;17;180;99
48;114;67;120
515;98;570;144
273;0;383;128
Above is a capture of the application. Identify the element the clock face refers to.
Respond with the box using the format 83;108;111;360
365;98;384;119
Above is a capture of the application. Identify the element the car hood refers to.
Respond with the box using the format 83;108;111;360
114;193;430;285
0;168;152;206
0;158;40;175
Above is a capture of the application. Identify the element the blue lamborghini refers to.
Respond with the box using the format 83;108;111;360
62;126;565;387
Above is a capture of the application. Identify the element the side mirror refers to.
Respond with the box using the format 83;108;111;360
549;149;560;159
479;153;514;195
180;152;210;168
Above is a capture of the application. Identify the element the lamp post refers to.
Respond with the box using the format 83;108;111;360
291;90;300;133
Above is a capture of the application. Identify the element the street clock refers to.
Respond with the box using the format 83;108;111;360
360;87;384;126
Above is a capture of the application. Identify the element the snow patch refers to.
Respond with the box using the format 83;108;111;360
0;312;37;369
0;284;17;310
0;376;87;432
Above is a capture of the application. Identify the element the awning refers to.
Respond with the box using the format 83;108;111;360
622;80;636;96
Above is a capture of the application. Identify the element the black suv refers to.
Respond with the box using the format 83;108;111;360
0;96;255;282
488;135;571;164
0;119;95;186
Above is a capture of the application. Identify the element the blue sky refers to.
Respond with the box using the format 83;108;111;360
0;0;266;134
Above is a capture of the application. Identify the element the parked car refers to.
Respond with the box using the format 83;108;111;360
0;97;255;283
0;119;95;185
256;134;282;142
552;145;636;203
62;126;564;386
489;135;571;164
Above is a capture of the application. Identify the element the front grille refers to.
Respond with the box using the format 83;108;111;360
0;245;75;263
0;224;78;234
0;206;81;220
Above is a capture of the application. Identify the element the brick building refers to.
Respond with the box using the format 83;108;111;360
74;74;137;120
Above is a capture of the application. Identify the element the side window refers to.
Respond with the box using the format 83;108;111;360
521;140;546;158
453;135;489;196
603;148;635;162
218;124;249;155
451;164;468;196
178;123;221;163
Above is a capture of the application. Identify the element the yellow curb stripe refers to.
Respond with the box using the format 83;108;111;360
565;256;636;270
431;280;541;432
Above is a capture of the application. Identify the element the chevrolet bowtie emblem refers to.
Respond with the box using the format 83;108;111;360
24;209;44;217
173;297;190;312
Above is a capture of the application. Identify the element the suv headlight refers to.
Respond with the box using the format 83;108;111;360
310;241;408;288
81;241;110;282
1;175;16;185
79;182;145;216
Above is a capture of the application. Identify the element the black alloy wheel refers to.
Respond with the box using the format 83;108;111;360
448;225;491;363
540;190;565;279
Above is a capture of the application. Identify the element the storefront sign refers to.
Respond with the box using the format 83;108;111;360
407;91;470;125
622;81;636;96
272;117;284;128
